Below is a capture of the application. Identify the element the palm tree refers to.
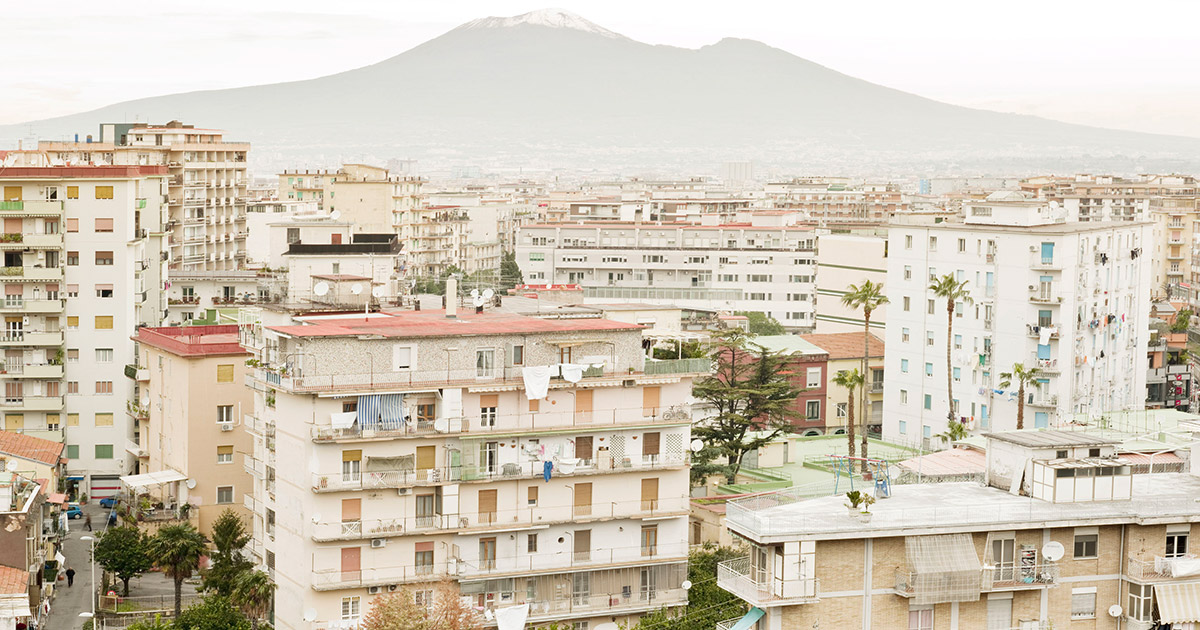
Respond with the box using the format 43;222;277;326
146;523;209;617
232;569;275;630
929;274;974;425
832;369;864;463
936;419;969;446
999;363;1043;430
841;280;889;467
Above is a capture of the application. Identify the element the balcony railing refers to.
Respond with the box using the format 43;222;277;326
894;563;1058;596
1026;324;1058;339
457;541;689;579
1126;554;1200;582
1027;287;1063;304
717;556;820;607
309;496;690;542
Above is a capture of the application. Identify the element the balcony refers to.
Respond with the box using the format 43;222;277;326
459;540;689;579
894;564;1058;597
868;382;884;394
311;563;453;590
3;363;64;379
0;396;65;412
717;556;820;607
1026;324;1058;339
124;364;150;381
0;299;64;313
1033;358;1060;374
1126;554;1200;582
310;496;689;542
1027;288;1062;304
1030;255;1060;270
1027;394;1058;408
0;266;63;281
125;439;148;459
0;201;63;216
4;234;63;249
0;331;64;346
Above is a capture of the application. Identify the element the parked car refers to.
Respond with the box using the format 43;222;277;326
65;504;83;519
98;496;119;508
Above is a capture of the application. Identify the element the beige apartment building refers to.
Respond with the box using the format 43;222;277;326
37;120;250;271
719;429;1200;630
129;325;253;535
238;299;702;630
1150;194;1200;302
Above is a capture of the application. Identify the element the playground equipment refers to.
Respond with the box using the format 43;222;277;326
828;455;892;499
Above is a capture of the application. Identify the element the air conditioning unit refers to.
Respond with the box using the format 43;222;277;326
622;379;637;388
397;488;410;496
388;585;399;592
1029;246;1038;252
367;586;382;595
371;538;386;549
219;423;234;432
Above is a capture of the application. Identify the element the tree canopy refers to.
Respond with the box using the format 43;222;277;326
733;311;785;336
631;545;747;630
202;510;253;597
94;526;152;596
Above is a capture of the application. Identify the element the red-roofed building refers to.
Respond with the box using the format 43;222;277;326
0;431;66;487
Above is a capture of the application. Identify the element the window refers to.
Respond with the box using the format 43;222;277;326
95;348;113;363
217;486;233;504
953;367;961;382
95;285;113;298
67;251;79;266
66;219;79;233
641;525;658;557
925;363;933;376
475;348;495;378
67;186;79;200
217;405;233;424
342;450;362;483
95;412;113;426
216;364;234;382
512;345;524;365
95;251;114;265
905;234;913;249
900;390;908;404
217;445;233;464
908;606;933;630
529;252;545;261
479;394;498;428
927;299;936;315
67;349;79;363
836;403;847;418
1073;532;1098;558
954;334;962;349
527;533;538;553
95;444;114;459
1167;530;1189;557
1071;588;1096;619
903;297;910;311
94;218;114;232
95;381;113;395
94;316;113;330
415;545;434;574
904;265;912;280
393;345;413;370
957;238;966;252
924;394;932;410
1128;583;1153;622
95;186;114;200
67;383;79;395
527;486;538;506
926;331;934;346
899;420;907;434
902;328;910;343
66;284;78;298
901;359;909;373
805;400;820;420
806;367;821;388
66;444;79;459
929;236;937;251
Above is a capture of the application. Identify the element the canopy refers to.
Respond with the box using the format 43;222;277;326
365;455;414;473
905;534;982;605
120;469;187;490
727;607;765;630
1156;582;1200;623
357;394;405;431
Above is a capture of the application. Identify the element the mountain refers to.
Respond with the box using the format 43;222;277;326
4;9;1198;174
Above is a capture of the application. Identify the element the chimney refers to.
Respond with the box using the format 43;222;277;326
445;277;457;319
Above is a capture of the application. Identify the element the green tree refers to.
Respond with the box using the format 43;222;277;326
202;509;253;597
499;250;524;288
361;589;431;630
631;545;746;630
174;595;252;630
1173;308;1193;332
692;329;800;483
231;569;275;630
147;523;209;618
936;418;969;445
929;274;973;425
429;579;483;630
840;280;889;462
733;311;785;336
123;616;173;630
93;526;152;596
999;363;1043;430
832;369;864;466
651;340;706;360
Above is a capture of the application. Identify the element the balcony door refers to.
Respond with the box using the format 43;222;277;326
992;538;1015;582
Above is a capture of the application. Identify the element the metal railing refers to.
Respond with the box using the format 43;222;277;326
717;556;819;605
1126;554;1200;581
458;541;689;578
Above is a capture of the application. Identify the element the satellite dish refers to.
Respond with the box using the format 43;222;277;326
4;460;18;472
433;418;449;433
330;210;341;220
313;282;330;296
303;609;317;622
311;513;322;524
371;286;385;298
690;439;704;453
482;289;494;299
681;580;693;590
473;296;485;308
1041;541;1065;562
470;289;480;298
185;479;196;489
350;283;363;295
1108;605;1123;618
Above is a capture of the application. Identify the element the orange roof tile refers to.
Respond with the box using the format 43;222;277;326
0;431;65;467
269;310;641;340
797;332;884;360
0;565;29;595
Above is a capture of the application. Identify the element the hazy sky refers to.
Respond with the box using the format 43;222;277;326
5;0;1200;137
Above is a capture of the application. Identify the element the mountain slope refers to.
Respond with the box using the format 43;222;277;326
4;9;1197;172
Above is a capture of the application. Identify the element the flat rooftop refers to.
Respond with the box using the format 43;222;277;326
726;473;1200;543
135;325;246;357
986;430;1120;449
268;310;642;340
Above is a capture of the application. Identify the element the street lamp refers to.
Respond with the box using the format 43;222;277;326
79;535;96;622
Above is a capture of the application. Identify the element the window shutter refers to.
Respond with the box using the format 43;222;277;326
216;364;235;383
643;432;661;456
575;436;593;460
643;386;661;416
342;449;362;462
479;394;498;408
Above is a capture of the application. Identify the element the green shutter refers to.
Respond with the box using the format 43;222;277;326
95;444;114;459
66;445;79;459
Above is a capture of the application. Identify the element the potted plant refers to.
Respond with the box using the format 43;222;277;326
845;490;868;515
857;495;876;523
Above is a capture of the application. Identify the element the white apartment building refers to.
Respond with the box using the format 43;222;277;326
814;233;888;333
0;160;169;498
238;304;699;629
517;219;818;330
39;121;250;271
883;192;1152;446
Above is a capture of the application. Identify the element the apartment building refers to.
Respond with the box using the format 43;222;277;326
883;192;1152;445
238;301;702;629
1149;193;1200;302
718;429;1200;630
750;336;830;435
1145;322;1192;411
129;326;253;535
763;179;907;224
814;233;888;333
37;120;249;271
0;473;53;629
799;333;886;433
517;220;818;331
0;161;169;498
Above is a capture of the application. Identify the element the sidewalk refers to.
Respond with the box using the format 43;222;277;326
44;503;199;630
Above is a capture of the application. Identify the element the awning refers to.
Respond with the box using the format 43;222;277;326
905;533;982;605
120;469;187;490
66;476;84;481
356;394;405;431
1156;581;1200;623
47;493;68;506
727;607;765;630
365;455;414;473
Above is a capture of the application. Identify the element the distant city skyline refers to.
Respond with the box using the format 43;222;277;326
5;0;1199;138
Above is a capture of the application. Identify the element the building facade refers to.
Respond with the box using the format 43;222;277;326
814;233;888;334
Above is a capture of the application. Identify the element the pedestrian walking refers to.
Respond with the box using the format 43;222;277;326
84;514;92;531
65;567;75;587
